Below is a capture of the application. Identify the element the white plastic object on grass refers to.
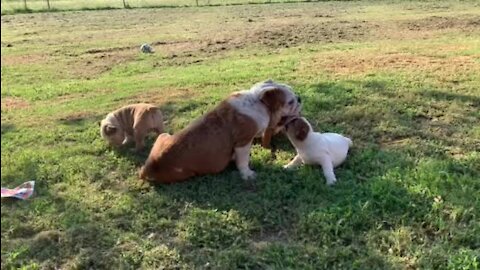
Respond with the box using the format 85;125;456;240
1;181;35;200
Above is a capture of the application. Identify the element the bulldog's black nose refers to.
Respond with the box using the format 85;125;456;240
297;96;301;103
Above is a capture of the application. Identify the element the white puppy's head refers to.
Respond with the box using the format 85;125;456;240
99;113;125;146
283;116;312;141
252;80;302;127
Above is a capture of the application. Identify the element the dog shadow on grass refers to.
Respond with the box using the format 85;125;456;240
1;183;125;269
1;123;16;135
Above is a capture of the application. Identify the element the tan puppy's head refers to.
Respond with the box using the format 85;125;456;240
284;116;312;142
99;113;125;146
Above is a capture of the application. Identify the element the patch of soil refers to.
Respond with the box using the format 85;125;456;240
71;51;137;79
403;15;480;31
128;20;373;62
85;46;135;54
122;88;197;106
249;21;372;47
1;97;30;110
304;53;479;76
1;54;48;65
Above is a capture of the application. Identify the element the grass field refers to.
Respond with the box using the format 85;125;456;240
1;1;480;269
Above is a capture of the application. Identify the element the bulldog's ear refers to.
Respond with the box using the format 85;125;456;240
294;119;310;141
261;89;286;113
103;125;117;136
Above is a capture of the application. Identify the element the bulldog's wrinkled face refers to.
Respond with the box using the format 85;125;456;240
260;81;301;115
100;118;125;146
257;80;302;128
280;86;302;117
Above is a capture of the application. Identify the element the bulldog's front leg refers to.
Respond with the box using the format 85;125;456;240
234;142;256;180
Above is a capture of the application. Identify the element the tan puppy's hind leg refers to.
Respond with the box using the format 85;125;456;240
133;128;146;152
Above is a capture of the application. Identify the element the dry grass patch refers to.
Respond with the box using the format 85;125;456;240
302;52;479;77
1;53;49;66
1;97;30;110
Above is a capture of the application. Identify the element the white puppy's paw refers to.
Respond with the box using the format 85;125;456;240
283;164;294;170
240;168;256;180
326;179;337;186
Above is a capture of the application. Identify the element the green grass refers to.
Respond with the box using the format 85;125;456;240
2;1;480;269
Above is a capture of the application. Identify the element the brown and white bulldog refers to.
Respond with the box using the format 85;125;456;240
139;80;301;184
100;103;164;151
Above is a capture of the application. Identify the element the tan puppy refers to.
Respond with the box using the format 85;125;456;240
283;117;352;185
140;80;301;184
100;103;164;151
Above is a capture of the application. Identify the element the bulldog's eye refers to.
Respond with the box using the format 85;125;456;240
288;100;294;105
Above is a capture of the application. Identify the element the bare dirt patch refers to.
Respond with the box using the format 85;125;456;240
69;50;137;79
1;54;49;66
1;97;30;110
122;88;198;106
403;15;480;31
249;20;373;48
304;53;479;76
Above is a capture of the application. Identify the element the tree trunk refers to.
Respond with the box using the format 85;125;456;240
23;0;27;10
122;0;127;8
196;0;198;6
46;0;50;9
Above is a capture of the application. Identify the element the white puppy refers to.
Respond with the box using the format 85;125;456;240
283;117;352;185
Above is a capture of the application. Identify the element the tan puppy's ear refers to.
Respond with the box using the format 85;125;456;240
103;125;117;136
293;119;310;141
